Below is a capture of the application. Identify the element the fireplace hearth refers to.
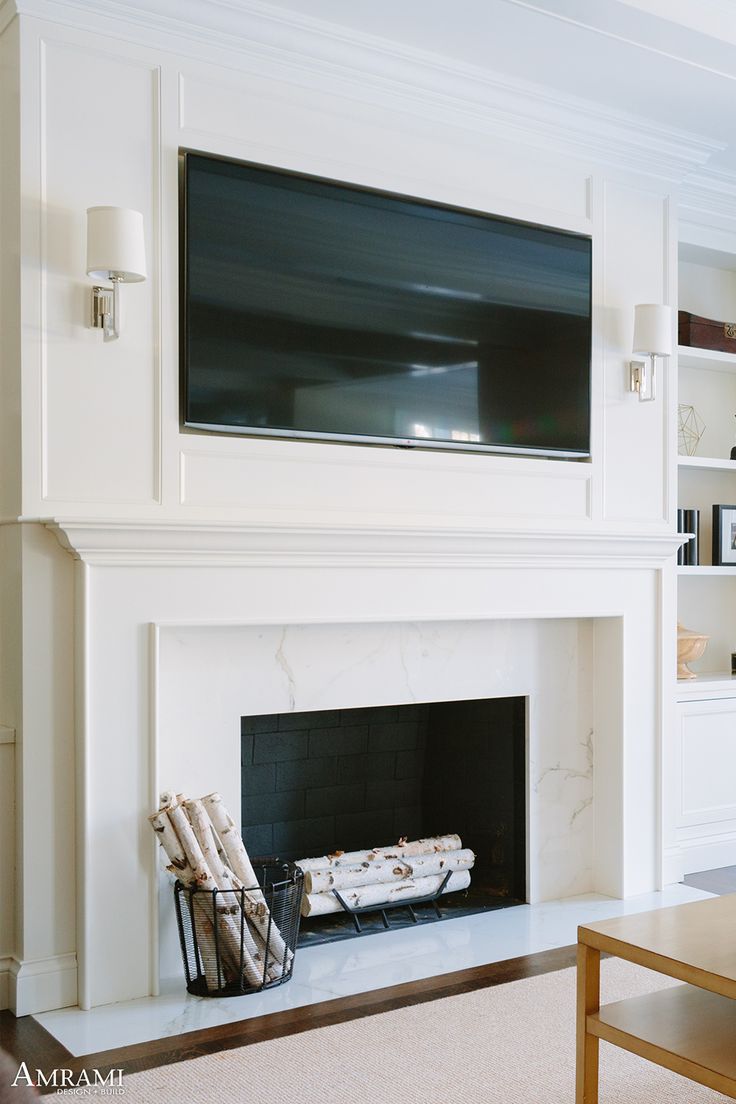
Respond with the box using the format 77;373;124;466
241;697;526;944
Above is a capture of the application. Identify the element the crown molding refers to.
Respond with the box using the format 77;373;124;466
680;165;736;220
6;0;725;183
45;518;683;569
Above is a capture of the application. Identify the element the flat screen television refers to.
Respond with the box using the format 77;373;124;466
181;151;592;458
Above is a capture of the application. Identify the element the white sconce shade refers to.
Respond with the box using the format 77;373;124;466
629;303;673;402
86;206;147;282
86;206;146;341
632;303;673;357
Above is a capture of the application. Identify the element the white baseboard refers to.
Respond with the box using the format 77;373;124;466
665;833;736;884
8;954;77;1016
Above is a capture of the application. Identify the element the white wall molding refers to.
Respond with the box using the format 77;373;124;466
680;166;736;221
664;831;736;884
8;953;77;1016
7;0;725;183
45;519;684;569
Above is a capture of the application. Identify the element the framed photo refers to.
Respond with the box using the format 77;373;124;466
712;504;736;566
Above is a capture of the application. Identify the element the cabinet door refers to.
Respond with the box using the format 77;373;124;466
675;702;736;830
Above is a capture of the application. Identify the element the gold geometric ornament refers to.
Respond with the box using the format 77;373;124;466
677;404;705;456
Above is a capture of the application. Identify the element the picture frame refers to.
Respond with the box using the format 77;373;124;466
712;504;736;566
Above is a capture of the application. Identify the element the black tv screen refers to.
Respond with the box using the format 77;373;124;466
181;152;592;458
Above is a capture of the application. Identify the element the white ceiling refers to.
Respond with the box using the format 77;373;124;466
255;0;736;173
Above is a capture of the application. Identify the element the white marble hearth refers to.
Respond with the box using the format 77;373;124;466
35;885;712;1056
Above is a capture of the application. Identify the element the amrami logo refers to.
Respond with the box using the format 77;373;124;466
11;1062;125;1094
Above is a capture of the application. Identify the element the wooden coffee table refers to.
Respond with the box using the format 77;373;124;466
576;894;736;1102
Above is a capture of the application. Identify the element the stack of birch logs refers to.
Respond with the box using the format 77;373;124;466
149;791;292;990
296;834;474;917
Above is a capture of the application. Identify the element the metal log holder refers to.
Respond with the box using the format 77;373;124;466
331;869;454;933
174;860;303;997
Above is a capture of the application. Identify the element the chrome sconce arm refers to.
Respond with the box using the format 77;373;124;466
91;275;123;342
629;352;659;403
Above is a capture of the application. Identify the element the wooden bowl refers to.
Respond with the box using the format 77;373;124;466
677;622;709;679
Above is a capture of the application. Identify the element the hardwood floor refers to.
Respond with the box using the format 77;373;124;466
0;1010;72;1071
4;871;730;1093
0;945;576;1094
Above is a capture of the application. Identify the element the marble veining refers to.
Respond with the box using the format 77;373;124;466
274;626;297;711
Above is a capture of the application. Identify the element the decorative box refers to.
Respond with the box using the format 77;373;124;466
678;311;736;352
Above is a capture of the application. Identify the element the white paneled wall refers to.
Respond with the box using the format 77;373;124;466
10;15;676;530
600;184;674;524
0;0;696;1013
40;42;160;506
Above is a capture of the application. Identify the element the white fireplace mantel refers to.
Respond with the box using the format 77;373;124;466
10;513;672;1012
45;518;684;569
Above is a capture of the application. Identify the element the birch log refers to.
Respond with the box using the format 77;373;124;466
303;848;475;894
148;809;220;987
185;798;267;979
167;804;221;891
302;869;471;917
152;803;261;911
202;792;289;967
148;810;195;883
296;834;462;872
389;835;463;859
201;793;259;886
304;860;412;895
185;800;265;916
185;799;236;892
167;804;263;986
219;864;268;919
405;848;475;879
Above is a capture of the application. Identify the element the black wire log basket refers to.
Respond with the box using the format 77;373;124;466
174;860;304;997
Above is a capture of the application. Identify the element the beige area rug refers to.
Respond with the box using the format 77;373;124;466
123;959;731;1103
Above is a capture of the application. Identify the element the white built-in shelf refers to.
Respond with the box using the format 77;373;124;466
678;455;736;471
676;671;736;697
678;566;736;575
678;345;736;373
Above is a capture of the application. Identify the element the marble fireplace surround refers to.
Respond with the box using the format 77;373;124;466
158;618;589;982
49;521;676;1010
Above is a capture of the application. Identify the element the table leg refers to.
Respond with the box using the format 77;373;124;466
576;942;600;1104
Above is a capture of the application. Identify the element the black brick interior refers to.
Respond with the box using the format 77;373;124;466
241;698;526;910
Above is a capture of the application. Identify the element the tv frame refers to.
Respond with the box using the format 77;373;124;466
179;148;593;461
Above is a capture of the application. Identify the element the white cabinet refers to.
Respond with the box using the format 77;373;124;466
665;686;736;880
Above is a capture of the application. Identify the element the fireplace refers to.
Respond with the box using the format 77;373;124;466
37;502;668;1018
241;697;526;943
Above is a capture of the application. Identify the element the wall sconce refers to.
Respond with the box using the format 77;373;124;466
629;303;674;403
86;207;147;341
